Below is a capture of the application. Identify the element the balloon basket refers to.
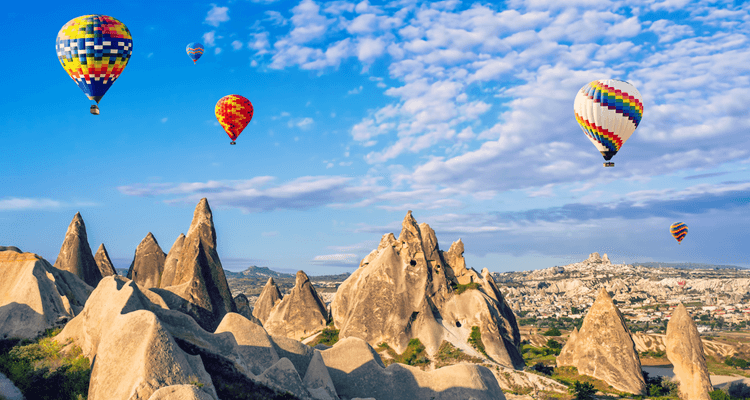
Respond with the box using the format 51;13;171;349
603;162;614;167
90;105;100;115
230;141;236;145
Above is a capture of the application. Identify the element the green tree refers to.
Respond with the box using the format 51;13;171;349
542;327;561;336
569;381;596;400
546;339;561;350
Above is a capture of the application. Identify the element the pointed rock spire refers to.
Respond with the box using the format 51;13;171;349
160;233;185;288
54;212;103;287
253;277;283;324
666;303;712;400
162;198;236;331
557;287;646;394
127;232;166;289
94;244;117;277
264;271;329;340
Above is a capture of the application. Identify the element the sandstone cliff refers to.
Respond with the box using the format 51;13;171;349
264;271;329;340
127;232;167;289
54;212;103;287
666;303;712;400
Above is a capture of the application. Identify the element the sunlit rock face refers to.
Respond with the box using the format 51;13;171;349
666;303;712;400
54;212;103;287
264;271;329;340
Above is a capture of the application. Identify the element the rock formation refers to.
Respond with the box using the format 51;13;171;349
264;271;329;340
94;244;117;277
127;232;167;289
556;287;646;394
332;211;523;368
0;249;91;339
233;293;262;326
253;277;283;324
666;303;712;400
53;212;103;287
321;337;506;400
159;198;236;331
159;233;185;288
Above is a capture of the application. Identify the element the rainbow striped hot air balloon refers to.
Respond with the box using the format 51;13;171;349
574;79;643;167
186;42;204;64
215;95;254;145
56;15;133;114
670;222;688;244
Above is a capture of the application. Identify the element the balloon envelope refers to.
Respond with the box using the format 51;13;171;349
186;42;204;64
56;15;133;103
574;79;643;161
215;95;254;142
670;222;688;243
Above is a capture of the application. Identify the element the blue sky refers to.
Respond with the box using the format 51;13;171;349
2;0;749;274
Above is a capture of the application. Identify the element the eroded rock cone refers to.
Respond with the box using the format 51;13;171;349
94;244;117;277
253;277;283;325
54;212;103;287
161;198;236;331
264;271;329;340
666;303;712;400
557;287;646;394
332;210;523;368
234;293;262;326
127;232;166;289
160;233;185;288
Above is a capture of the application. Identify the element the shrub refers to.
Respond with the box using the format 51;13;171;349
454;282;481;295
728;382;750;400
569;381;596;400
543;327;561;336
468;327;488;358
710;390;731;400
531;362;554;375
546;339;561;350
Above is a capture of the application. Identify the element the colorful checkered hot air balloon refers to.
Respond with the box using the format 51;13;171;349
574;79;643;167
670;222;688;244
215;95;254;145
186;42;204;64
56;15;133;115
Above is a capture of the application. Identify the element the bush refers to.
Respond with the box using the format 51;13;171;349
543;327;561;336
531;362;553;375
569;381;596;400
710;390;731;400
728;382;750;400
468;327;489;358
725;357;749;369
454;282;481;295
546;339;561;350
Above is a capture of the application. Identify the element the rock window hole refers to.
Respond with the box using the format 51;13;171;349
410;260;417;266
456;321;462;327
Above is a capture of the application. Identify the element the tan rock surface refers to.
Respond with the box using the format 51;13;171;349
88;310;218;400
0;250;91;339
264;271;329;340
161;199;236;331
303;350;339;400
666;303;712;400
321;337;506;400
127;232;167;289
159;234;185;288
258;357;310;399
94;244;117;277
233;293;263;326
332;211;523;368
253;277;283;324
556;287;646;394
214;312;279;375
147;385;217;400
53;212;103;287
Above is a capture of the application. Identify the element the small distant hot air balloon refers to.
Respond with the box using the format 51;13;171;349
670;222;688;244
186;42;204;64
215;95;254;145
56;15;133;115
574;79;643;167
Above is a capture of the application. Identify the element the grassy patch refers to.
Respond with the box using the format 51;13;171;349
307;327;339;348
433;341;484;368
377;339;430;368
468;326;489;359
454;282;481;295
551;366;614;393
0;328;90;400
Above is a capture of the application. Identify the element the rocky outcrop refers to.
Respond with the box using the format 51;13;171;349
321;337;506;400
666;304;712;400
234;293;262;326
0;250;91;339
253;277;283;325
556;287;646;394
160;199;236;331
53;212;103;287
332;211;523;368
94;244;117;277
159;234;185;288
264;271;329;340
127;232;167;289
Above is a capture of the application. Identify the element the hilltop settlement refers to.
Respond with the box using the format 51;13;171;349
1;198;749;400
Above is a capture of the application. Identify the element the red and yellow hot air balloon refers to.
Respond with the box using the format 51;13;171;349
215;95;254;145
56;15;133;115
670;222;688;244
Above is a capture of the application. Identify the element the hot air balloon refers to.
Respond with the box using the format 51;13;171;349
215;95;254;145
186;42;204;64
56;15;133;115
574;79;643;167
670;222;688;244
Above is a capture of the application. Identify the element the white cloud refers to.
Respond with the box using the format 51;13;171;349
312;253;359;265
265;10;288;26
232;40;243;50
347;85;363;94
161;117;168;123
649;19;694;43
296;117;314;128
0;198;98;211
215;47;222;55
203;31;216;47
205;4;229;27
